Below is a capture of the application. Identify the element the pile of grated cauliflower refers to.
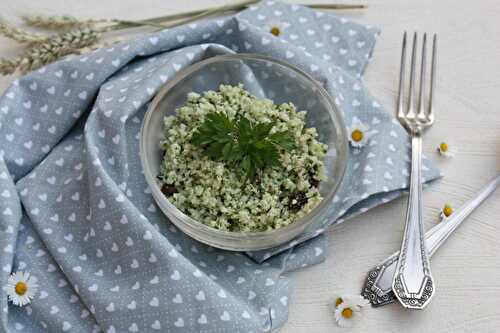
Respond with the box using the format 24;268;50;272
159;85;328;232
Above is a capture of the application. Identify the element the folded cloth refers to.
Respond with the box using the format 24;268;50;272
0;1;440;332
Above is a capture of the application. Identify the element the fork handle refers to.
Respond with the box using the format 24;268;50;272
392;135;435;309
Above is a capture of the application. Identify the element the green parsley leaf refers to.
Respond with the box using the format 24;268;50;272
191;112;296;181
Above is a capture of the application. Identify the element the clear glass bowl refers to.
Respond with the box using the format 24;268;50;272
140;54;348;251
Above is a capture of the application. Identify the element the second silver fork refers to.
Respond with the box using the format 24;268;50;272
392;32;437;310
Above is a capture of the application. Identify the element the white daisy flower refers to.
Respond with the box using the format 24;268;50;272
440;204;453;219
332;295;369;328
347;117;374;148
4;271;38;306
437;141;457;158
334;301;361;328
264;20;290;37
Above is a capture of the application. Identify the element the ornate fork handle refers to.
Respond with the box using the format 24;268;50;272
362;175;500;307
392;135;435;309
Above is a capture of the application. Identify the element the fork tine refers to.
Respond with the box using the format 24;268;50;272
428;34;437;123
417;33;427;120
397;32;407;120
406;32;418;118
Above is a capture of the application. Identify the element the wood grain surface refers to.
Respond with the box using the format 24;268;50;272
1;1;499;332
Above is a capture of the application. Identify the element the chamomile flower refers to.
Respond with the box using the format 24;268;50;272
4;271;38;306
440;204;453;219
437;141;457;158
264;21;288;37
332;295;369;328
269;25;281;37
347;117;374;148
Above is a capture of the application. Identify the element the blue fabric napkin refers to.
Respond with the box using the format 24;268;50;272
0;1;440;332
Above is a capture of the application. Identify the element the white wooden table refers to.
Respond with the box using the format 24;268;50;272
1;1;499;332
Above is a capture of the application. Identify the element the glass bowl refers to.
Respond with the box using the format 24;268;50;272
140;54;348;251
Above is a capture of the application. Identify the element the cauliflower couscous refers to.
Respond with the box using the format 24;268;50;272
158;84;328;232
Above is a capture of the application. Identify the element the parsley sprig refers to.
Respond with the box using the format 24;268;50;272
191;112;296;181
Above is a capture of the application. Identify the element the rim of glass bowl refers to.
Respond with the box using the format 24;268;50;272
140;53;348;244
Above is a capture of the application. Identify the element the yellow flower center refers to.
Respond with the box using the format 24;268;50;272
351;129;364;142
335;297;343;307
439;142;448;152
342;307;353;319
15;282;27;296
443;205;453;217
270;26;281;36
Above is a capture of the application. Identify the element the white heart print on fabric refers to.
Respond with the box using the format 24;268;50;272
0;1;440;332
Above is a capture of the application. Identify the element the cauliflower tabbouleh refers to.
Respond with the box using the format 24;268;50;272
159;84;328;232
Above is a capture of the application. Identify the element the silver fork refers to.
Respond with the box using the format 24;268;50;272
392;32;437;310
